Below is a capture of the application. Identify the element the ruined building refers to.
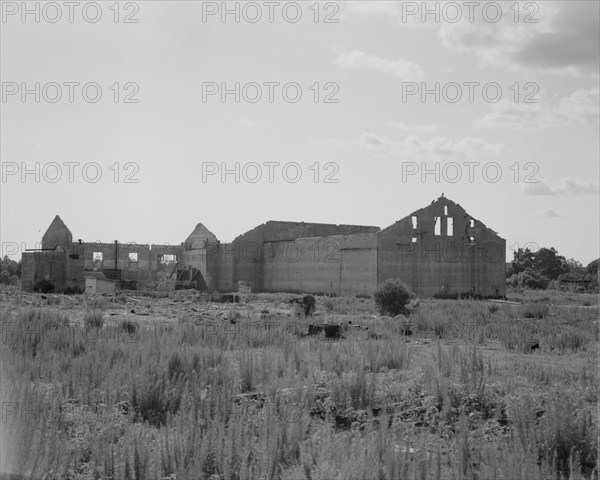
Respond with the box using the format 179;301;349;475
21;196;506;297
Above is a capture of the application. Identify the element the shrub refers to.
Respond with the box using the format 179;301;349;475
506;274;519;288
519;269;550;289
33;279;55;294
373;278;412;316
63;286;83;295
0;270;10;285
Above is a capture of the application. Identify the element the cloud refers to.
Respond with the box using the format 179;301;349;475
359;132;392;148
334;50;426;81
524;178;599;196
240;118;256;126
386;121;438;136
345;2;599;75
535;209;561;218
439;2;599;75
476;89;600;130
514;3;599;73
312;132;505;160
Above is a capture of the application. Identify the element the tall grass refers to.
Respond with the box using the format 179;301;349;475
1;290;597;480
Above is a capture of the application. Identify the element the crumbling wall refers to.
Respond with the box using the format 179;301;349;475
41;215;72;250
24;203;504;298
21;252;35;292
214;242;236;292
151;244;184;281
378;197;506;297
65;243;86;290
78;242;183;281
182;223;218;290
22;251;68;291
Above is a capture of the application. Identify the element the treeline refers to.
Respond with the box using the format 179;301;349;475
506;247;599;291
0;256;21;285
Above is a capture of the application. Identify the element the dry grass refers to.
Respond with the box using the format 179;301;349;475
0;287;597;479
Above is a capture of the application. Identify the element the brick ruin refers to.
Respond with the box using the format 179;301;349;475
21;196;506;297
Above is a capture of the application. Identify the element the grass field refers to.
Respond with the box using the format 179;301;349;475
1;285;598;480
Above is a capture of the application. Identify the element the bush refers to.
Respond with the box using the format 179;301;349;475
373;278;412;316
519;269;550;289
33;279;55;293
0;270;10;285
506;274;519;288
64;286;83;295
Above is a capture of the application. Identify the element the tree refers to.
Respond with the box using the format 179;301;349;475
510;248;535;275
518;268;550;289
533;247;568;280
559;258;588;282
0;256;20;278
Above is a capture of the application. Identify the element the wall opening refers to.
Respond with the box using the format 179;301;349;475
444;206;448;216
128;252;138;262
411;237;417;243
411;216;418;229
434;217;441;236
93;252;103;271
447;217;454;236
470;219;475;228
160;254;177;263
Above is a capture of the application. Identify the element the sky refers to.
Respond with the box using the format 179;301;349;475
1;0;599;265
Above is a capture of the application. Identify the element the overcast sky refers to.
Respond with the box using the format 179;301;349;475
1;1;598;264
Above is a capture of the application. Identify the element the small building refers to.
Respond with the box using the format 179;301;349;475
561;279;592;292
84;272;116;295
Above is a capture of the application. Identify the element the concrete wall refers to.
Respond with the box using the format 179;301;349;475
378;197;506;297
41;215;72;250
79;242;182;281
226;221;380;292
24;202;505;298
20;250;69;292
214;243;237;292
21;252;35;292
259;233;377;296
85;277;116;294
182;223;218;290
